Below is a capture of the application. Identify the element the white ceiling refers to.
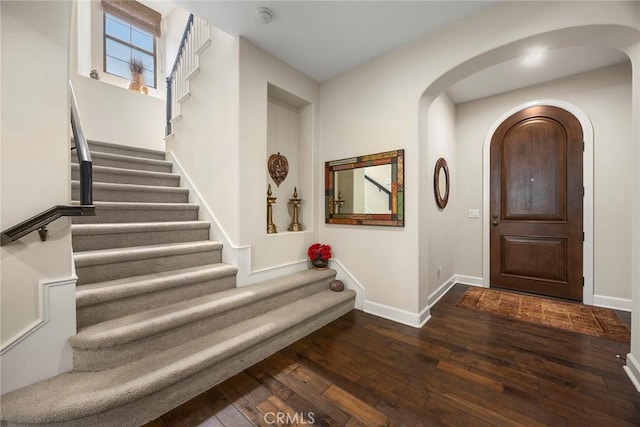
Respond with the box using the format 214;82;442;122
171;1;629;103
175;1;500;82
447;45;629;103
139;0;176;17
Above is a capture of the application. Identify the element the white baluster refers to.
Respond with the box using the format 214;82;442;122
188;36;193;76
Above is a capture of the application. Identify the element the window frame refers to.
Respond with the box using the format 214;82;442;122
103;12;157;88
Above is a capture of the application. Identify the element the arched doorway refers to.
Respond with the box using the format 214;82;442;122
489;105;584;300
482;99;594;304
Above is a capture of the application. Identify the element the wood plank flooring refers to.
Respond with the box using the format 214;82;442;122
144;284;639;426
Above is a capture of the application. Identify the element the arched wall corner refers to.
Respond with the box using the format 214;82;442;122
419;24;640;103
415;23;639;310
481;100;595;305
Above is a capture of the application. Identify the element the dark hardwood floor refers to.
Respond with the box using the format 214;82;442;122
144;284;639;426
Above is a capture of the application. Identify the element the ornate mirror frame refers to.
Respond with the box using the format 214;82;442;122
434;157;450;209
325;149;404;227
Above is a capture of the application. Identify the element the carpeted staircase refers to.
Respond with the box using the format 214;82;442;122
0;141;355;426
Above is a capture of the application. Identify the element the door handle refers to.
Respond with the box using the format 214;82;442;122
492;220;499;226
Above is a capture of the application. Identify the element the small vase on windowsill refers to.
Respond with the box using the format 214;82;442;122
128;72;148;95
311;257;328;270
128;58;148;95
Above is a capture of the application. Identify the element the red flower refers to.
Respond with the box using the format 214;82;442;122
308;243;332;261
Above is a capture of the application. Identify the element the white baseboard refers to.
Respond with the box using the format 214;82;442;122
624;353;640;392
428;275;457;307
593;295;632;312
360;274;485;328
0;277;76;394
454;274;485;287
418;305;431;327
329;259;365;310
363;300;429;328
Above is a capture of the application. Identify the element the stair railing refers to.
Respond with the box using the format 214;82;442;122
165;13;210;137
364;174;392;210
70;82;93;206
1;81;95;246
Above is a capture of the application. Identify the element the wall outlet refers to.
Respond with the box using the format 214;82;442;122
468;209;480;218
437;266;442;278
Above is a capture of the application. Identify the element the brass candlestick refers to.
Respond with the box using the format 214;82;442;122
266;184;277;234
287;187;303;231
335;191;345;214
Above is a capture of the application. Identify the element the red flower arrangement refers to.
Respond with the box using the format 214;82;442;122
307;243;332;262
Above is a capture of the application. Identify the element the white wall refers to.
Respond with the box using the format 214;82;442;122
70;1;166;151
238;38;320;272
627;40;640;391
70;75;165;151
318;1;639;324
167;31;320;281
166;24;241;248
455;62;632;301
0;0;76;391
422;93;457;308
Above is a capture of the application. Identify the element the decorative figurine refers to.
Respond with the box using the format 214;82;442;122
268;152;289;187
89;69;100;80
266;184;277;234
287;187;303;231
335;191;345;214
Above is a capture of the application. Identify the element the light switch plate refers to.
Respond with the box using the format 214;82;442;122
468;209;480;218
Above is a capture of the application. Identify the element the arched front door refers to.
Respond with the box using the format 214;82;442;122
490;105;584;301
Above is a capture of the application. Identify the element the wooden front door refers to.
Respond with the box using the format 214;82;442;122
490;105;583;300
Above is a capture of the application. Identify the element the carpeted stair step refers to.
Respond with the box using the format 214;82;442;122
72;181;189;203
71;202;199;224
76;264;238;328
86;140;166;160
0;289;355;427
74;151;172;173
72;221;210;252
74;241;222;285
71;269;338;371
72;164;180;187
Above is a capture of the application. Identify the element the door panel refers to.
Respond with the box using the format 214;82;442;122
490;106;583;301
501;236;567;282
503;119;566;220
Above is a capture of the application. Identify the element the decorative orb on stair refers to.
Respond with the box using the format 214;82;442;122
330;280;344;292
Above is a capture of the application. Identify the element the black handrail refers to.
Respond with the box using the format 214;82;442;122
0;81;95;246
364;174;391;196
1;205;95;246
70;82;93;205
165;77;173;137
364;174;392;210
165;13;194;137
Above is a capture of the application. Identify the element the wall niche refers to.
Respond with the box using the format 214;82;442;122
266;83;313;233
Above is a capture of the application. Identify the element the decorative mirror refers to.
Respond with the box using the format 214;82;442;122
325;149;404;227
434;157;449;209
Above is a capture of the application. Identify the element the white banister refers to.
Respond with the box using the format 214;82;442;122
166;15;211;133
